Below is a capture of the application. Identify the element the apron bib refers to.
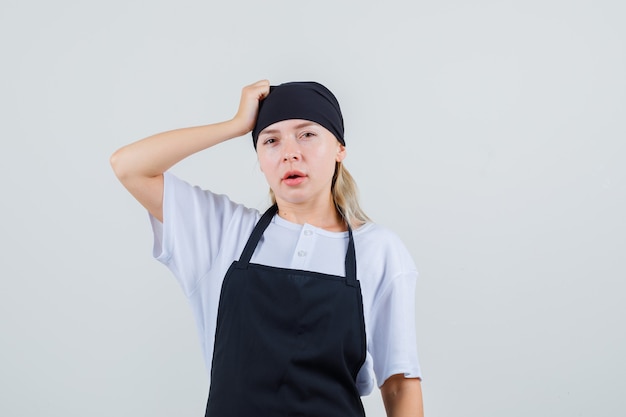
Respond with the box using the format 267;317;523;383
205;205;367;417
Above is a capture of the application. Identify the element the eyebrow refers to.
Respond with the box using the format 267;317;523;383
260;121;319;136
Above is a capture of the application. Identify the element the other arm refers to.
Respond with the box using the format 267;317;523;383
381;374;423;417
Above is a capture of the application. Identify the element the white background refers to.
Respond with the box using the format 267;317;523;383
1;0;624;416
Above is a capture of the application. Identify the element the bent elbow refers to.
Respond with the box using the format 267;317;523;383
109;147;131;181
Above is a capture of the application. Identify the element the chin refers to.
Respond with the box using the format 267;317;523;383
277;196;309;206
274;191;312;205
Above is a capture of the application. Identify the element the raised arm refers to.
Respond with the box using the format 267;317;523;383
109;80;270;221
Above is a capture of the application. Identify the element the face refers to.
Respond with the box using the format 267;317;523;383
256;119;346;206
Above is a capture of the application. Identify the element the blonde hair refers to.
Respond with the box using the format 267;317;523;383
270;162;370;229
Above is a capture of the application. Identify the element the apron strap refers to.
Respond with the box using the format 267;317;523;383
238;204;278;266
344;226;358;287
237;204;358;286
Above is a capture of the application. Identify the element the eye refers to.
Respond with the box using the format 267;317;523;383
262;137;276;145
300;131;316;139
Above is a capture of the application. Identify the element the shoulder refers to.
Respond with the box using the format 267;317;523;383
353;221;419;290
355;223;416;265
160;171;262;258
354;222;402;242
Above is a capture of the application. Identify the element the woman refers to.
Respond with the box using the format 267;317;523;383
110;80;424;416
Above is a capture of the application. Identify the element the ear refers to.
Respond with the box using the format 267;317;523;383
336;144;347;163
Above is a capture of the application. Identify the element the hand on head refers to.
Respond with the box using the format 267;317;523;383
233;79;270;136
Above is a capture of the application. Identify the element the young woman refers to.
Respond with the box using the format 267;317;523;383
110;80;424;417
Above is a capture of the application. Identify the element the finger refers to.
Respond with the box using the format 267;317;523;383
247;79;269;89
245;82;270;100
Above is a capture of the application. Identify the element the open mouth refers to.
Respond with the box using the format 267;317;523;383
282;171;306;185
283;171;305;180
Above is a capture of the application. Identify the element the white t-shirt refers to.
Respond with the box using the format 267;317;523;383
150;172;422;396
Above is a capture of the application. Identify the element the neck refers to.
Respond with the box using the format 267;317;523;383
275;196;346;232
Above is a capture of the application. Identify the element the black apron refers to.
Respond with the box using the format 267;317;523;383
205;204;367;417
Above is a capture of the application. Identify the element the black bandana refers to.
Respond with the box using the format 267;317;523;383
252;81;345;149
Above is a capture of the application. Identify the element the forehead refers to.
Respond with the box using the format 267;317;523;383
259;119;323;135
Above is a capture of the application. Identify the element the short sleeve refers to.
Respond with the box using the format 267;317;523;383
149;172;256;296
369;271;422;386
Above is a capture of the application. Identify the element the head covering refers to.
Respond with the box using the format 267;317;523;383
252;81;344;149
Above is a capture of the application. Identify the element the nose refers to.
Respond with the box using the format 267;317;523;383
283;152;301;161
282;141;301;162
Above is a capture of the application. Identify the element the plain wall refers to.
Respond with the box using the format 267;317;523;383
1;0;624;416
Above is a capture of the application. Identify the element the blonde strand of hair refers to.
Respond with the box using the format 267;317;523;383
332;162;370;228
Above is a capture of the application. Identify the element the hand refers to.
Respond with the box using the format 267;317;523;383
232;79;270;135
